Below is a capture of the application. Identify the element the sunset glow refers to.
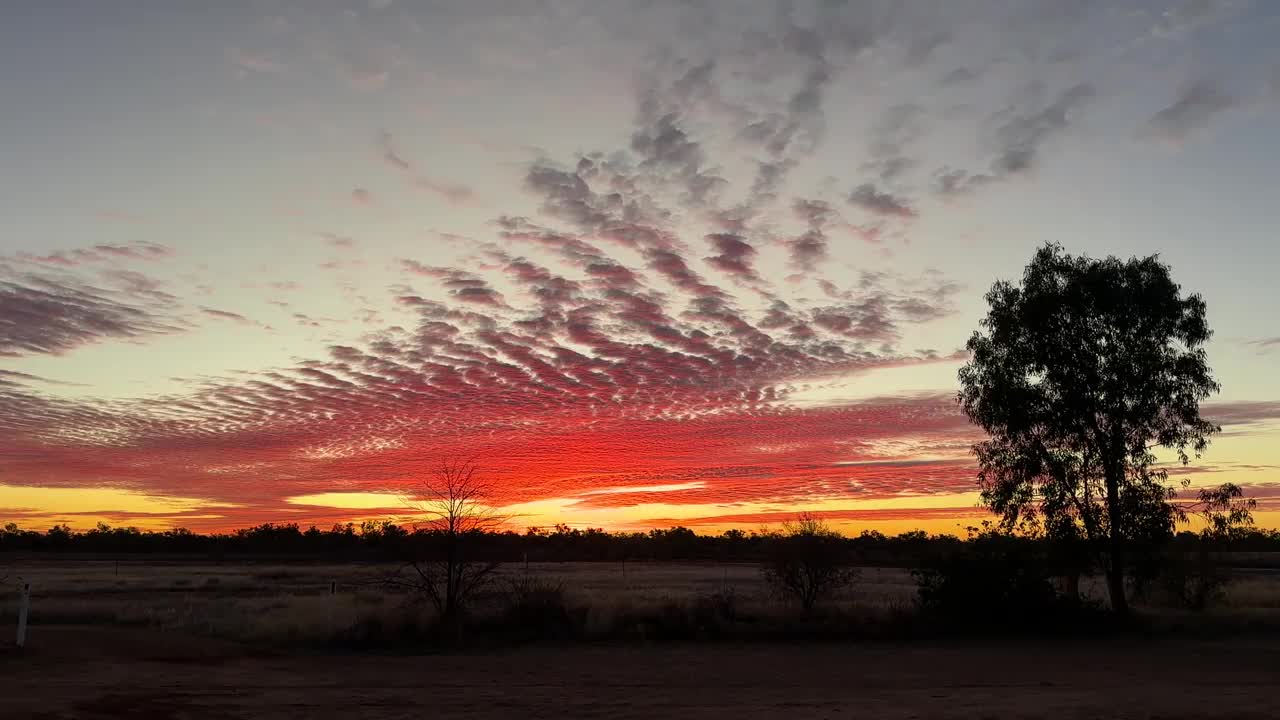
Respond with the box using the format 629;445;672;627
3;2;1279;534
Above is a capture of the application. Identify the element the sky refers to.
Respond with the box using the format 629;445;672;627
2;0;1279;535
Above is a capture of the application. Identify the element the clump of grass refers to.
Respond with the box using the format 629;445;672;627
490;575;579;641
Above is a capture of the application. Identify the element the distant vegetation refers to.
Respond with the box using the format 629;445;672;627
5;520;1279;562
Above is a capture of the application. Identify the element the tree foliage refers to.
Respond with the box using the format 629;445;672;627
958;244;1230;615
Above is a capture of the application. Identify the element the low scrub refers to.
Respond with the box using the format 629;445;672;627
490;575;580;641
913;533;1097;632
1136;550;1232;611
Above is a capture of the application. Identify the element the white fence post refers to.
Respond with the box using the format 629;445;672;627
16;582;30;648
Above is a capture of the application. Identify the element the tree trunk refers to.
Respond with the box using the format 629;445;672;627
1063;572;1081;603
1104;459;1129;617
444;537;459;621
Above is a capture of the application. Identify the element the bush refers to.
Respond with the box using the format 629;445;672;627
334;603;440;650
495;575;578;640
762;514;857;615
914;531;1073;628
694;587;739;625
1148;549;1231;611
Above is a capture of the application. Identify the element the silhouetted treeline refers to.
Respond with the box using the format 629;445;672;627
4;521;1279;566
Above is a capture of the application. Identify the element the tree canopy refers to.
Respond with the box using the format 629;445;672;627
958;244;1223;615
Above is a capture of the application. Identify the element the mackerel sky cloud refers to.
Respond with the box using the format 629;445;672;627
2;1;1279;532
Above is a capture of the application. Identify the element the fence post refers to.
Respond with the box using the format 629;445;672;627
16;582;30;648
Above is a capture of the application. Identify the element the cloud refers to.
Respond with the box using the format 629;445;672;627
338;50;392;92
317;232;356;249
860;103;925;185
0;271;183;356
414;177;476;205
1141;80;1237;144
225;47;286;75
1248;337;1280;352
0;369;85;388
847;184;917;219
1;196;970;520
16;242;172;267
937;83;1095;195
643;506;990;528
788;198;836;273
200;307;255;325
989;83;1096;176
378;130;411;171
377;131;474;204
1204;400;1280;429
400;260;506;306
939;66;980;87
1152;0;1239;38
524;162;612;229
704;233;760;282
631;112;704;178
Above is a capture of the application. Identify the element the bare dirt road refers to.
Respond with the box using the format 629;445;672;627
4;627;1278;719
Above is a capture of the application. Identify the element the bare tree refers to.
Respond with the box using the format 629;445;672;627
762;513;857;615
388;458;507;624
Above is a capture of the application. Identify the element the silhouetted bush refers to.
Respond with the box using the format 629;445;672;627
762;514;858;615
914;529;1070;627
334;604;439;650
496;575;578;640
1139;548;1232;611
694;587;739;625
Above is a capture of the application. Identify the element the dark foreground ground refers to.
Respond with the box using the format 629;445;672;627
3;627;1278;719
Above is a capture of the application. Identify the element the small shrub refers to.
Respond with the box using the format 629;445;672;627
694;586;738;625
496;575;578;640
651;600;697;640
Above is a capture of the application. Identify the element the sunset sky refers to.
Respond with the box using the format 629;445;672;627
2;1;1279;535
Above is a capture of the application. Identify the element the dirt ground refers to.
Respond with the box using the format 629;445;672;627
4;626;1278;719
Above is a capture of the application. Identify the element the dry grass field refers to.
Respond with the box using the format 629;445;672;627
3;558;1280;718
1;559;929;646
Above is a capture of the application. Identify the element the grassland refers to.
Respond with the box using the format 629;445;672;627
3;557;1280;718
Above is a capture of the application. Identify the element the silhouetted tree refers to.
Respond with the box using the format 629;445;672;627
959;244;1226;616
388;458;507;626
762;513;856;615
